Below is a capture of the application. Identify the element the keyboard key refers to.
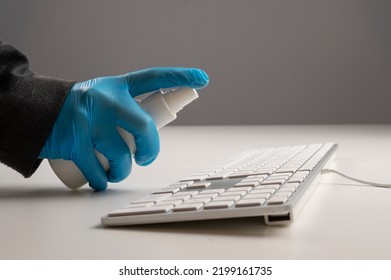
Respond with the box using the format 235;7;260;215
275;190;294;197
180;175;207;182
166;195;191;202
296;171;310;176
226;187;252;193
234;181;260;188
246;175;268;180
249;189;276;195
284;182;300;189
299;164;315;172
273;171;293;176
173;191;199;197
241;177;265;183
251;170;274;176
266;176;290;182
199;189;225;195
108;205;173;217
132;194;171;204
152;187;181;194
204;201;235;209
244;193;271;200
276;167;298;173
155;200;182;207
122;202;154;208
267;196;289;205
205;171;233;180
185;197;212;204
236;198;266;207
278;185;297;193
193;193;219;199
289;174;308;183
254;184;280;191
213;195;241;202
293;171;310;179
238;167;258;172
220;191;247;198
228;171;255;178
261;178;286;185
186;182;212;189
173;203;204;212
288;176;305;183
163;183;189;189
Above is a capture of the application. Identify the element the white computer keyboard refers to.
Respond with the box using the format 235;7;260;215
102;143;337;226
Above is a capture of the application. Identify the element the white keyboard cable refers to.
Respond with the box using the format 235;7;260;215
321;158;391;188
321;168;391;188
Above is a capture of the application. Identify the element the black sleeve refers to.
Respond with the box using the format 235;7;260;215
0;40;75;177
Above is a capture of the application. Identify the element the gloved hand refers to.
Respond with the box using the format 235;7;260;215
39;67;209;190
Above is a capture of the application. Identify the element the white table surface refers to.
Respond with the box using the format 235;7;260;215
1;125;391;260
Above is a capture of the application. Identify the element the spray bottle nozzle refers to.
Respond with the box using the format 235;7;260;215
163;87;199;113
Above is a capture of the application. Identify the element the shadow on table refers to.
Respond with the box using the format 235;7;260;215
0;185;129;200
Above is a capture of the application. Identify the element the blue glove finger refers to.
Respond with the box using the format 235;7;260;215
72;118;108;191
125;67;209;97
115;98;160;166
93;126;132;183
74;147;108;191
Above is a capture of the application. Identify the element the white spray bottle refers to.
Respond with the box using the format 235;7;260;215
48;87;198;189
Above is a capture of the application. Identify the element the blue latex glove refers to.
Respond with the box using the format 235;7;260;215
40;67;209;190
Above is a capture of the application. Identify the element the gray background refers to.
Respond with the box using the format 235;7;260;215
1;0;390;124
